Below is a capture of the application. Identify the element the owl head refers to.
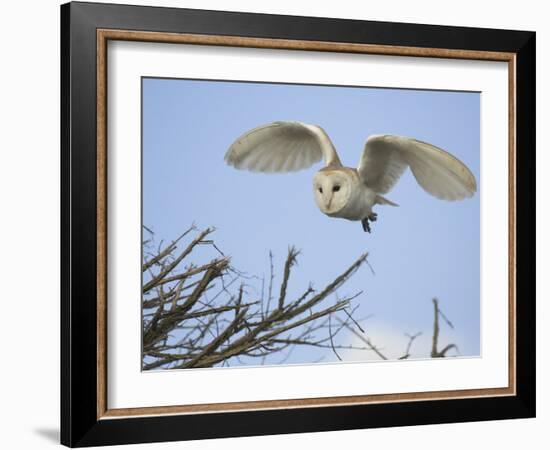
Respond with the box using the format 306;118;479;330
313;169;353;216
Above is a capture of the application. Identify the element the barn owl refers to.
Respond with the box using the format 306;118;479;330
224;121;477;233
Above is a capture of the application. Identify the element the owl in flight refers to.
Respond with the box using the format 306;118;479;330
225;121;477;233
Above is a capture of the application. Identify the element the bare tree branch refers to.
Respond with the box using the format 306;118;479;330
399;332;422;360
278;247;299;309
336;318;388;360
142;227;462;370
430;298;458;358
142;227;370;370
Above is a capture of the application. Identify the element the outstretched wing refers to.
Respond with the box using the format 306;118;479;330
225;121;342;173
357;135;477;201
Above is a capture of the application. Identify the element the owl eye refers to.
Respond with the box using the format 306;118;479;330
318;187;323;194
333;185;341;192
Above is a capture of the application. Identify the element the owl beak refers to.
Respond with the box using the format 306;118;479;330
326;195;332;210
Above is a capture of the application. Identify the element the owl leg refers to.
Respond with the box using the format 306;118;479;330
361;217;372;233
361;213;378;233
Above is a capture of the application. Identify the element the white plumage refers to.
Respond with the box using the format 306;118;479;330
225;121;477;232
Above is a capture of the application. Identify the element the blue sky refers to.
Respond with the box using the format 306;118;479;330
142;77;480;365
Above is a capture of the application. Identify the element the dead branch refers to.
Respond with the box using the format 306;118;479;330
142;227;463;369
142;226;370;370
336;317;388;360
399;332;422;360
430;298;459;358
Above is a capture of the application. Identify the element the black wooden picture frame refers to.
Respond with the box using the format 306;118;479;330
61;1;535;447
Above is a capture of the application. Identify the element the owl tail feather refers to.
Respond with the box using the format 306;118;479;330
376;195;399;207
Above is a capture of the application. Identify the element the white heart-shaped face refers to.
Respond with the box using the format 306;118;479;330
313;169;353;216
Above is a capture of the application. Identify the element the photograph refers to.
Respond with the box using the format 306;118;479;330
141;77;480;371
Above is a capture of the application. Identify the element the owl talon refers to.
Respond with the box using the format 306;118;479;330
361;218;372;233
368;213;378;222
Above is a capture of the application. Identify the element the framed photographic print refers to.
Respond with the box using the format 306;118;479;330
60;1;536;447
